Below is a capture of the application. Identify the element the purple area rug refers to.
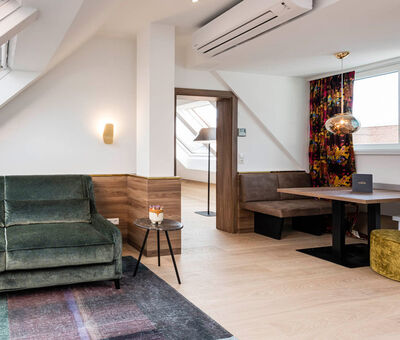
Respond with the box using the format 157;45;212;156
0;256;235;340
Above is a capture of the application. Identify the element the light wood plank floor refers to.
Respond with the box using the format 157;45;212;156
123;180;400;340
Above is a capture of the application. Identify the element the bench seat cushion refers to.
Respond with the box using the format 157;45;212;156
6;223;114;271
242;199;332;218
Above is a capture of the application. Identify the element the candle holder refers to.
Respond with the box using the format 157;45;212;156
149;205;164;225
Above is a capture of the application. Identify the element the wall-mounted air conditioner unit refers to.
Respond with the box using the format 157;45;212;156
193;0;313;57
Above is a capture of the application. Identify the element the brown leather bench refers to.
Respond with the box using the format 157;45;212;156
239;172;332;239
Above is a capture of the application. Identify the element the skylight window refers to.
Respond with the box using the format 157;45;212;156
0;41;9;70
176;100;217;156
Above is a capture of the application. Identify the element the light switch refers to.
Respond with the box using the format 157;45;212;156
239;153;244;164
238;128;246;137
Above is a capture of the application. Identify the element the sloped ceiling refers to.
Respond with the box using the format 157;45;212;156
0;0;120;108
182;0;400;77
99;0;241;38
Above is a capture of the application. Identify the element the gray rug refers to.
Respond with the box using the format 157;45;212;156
121;256;235;340
0;256;236;340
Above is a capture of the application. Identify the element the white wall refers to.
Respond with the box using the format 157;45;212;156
176;161;216;184
356;154;400;185
219;71;309;172
175;65;309;182
0;36;136;175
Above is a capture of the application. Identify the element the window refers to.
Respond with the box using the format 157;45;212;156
176;100;217;156
0;41;9;70
353;70;399;146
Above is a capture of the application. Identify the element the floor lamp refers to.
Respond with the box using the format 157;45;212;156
194;127;216;217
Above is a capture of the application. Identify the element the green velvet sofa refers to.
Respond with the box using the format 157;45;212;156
0;175;122;292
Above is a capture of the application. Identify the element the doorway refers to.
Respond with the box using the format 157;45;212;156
175;88;238;233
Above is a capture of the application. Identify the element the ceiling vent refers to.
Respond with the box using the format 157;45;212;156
193;0;313;57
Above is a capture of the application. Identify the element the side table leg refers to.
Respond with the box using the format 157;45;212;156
133;229;150;277
157;230;160;267
165;231;181;284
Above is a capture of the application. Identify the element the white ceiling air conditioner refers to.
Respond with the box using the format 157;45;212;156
193;0;313;57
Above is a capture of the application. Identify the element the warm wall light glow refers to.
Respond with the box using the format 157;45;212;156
103;123;114;144
96;118;116;138
192;0;198;3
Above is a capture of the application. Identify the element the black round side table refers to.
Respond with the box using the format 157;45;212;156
133;218;183;284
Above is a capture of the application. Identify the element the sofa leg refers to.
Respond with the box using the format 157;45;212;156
114;279;120;289
254;213;284;240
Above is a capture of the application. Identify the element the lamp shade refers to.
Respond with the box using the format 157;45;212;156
325;113;361;135
193;128;216;143
103;123;114;144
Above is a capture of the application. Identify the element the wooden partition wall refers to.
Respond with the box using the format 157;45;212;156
127;175;181;257
175;88;238;233
92;174;181;257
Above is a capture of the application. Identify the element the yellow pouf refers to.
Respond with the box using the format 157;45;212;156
370;229;400;281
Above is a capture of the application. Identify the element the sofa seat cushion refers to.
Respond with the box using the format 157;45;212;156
241;199;332;218
6;223;114;271
0;229;5;272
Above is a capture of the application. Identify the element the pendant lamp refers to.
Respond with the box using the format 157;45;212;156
325;52;361;135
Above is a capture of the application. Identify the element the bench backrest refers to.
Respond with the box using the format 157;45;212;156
239;172;311;202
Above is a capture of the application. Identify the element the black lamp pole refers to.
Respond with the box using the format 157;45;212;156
207;143;211;215
194;128;216;217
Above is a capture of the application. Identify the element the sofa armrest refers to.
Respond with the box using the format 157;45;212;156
91;214;122;276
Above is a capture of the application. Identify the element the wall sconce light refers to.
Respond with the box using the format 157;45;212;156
103;123;114;144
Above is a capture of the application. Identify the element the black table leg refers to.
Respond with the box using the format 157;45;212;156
133;229;149;277
297;200;371;268
165;231;181;284
368;203;381;248
157;230;160;267
332;200;346;262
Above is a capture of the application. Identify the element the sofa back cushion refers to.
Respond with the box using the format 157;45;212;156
240;173;280;202
4;175;91;227
278;172;311;200
0;177;4;227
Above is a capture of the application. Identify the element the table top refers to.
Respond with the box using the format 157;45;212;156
277;187;400;204
134;218;183;231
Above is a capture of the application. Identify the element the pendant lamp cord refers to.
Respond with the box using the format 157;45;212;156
341;58;344;113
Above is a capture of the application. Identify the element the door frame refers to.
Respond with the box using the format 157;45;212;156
175;88;238;233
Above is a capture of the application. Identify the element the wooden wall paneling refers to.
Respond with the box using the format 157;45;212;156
237;203;254;233
92;175;128;239
127;175;182;257
216;97;238;233
236;173;254;233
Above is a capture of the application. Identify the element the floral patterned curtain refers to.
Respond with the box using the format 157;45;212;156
309;71;356;187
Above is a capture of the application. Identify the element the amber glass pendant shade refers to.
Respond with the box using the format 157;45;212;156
324;51;361;135
325;112;361;135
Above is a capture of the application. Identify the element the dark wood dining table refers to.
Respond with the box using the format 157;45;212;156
277;187;400;268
